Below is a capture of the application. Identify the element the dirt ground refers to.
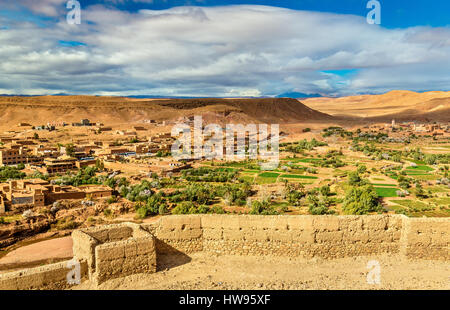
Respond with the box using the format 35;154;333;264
0;236;73;272
74;253;450;290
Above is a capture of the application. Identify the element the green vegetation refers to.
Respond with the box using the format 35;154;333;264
342;185;382;215
374;187;399;198
322;127;352;138
370;183;397;187
182;167;237;182
0;166;26;182
54;167;103;186
282;138;327;153
280;174;318;179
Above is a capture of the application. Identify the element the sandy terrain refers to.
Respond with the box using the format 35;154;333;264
303;90;450;121
0;96;332;128
0;236;73;272
74;253;450;290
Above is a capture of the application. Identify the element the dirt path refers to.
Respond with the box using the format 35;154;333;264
0;236;73;272
74;253;450;290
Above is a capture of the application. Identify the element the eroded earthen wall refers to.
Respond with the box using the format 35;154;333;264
0;260;88;290
94;237;156;284
403;217;449;260
0;214;448;290
200;215;403;258
143;215;203;254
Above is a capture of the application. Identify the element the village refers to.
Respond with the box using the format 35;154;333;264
0;115;449;254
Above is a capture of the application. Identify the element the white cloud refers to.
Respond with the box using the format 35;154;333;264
0;5;449;96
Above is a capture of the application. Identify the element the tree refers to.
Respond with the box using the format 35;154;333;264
348;171;362;186
424;154;437;165
33;132;39;140
307;192;334;215
357;164;367;174
319;185;331;197
342;185;381;215
65;143;75;157
95;159;104;171
415;182;426;198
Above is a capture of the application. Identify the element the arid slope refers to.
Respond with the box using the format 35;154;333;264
0;96;332;126
303;90;450;121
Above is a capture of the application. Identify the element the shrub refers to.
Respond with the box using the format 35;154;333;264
172;201;195;214
342;185;382;215
250;200;279;215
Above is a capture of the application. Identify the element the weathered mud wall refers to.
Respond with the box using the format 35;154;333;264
403;217;449;260
0;260;88;290
143;215;203;254
200;215;403;258
0;214;448;290
72;223;157;285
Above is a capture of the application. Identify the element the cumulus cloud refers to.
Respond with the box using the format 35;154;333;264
0;5;449;96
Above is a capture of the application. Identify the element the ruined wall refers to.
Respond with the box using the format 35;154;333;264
403;217;449;260
72;223;156;285
0;214;448;290
201;215;403;258
147;214;447;261
0;260;88;290
143;215;203;254
94;237;156;284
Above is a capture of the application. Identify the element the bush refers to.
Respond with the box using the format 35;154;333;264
342;185;382;215
0;166;26;182
107;196;117;204
172;201;195;214
307;193;334;215
250;200;279;215
210;205;225;214
158;204;168;215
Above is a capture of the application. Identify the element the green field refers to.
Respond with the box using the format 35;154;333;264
410;174;440;181
258;172;280;178
430;197;450;206
255;176;278;184
371;183;397;187
391;199;430;210
407;165;433;171
280;174;318;179
239;175;255;183
374;187;399;197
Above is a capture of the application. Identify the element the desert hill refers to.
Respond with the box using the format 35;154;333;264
302;90;450;121
0;96;332;126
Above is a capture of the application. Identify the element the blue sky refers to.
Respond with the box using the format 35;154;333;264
76;0;450;28
0;0;449;96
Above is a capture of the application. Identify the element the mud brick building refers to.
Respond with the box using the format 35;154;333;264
0;179;112;213
41;156;77;174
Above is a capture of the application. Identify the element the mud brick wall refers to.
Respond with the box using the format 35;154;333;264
201;215;403;258
143;215;203;254
80;224;134;243
94;237;156;285
404;217;449;260
1;214;448;290
0;260;88;290
72;223;157;285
